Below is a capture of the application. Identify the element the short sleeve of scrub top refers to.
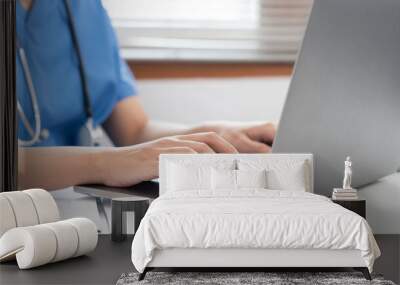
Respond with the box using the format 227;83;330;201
16;0;137;146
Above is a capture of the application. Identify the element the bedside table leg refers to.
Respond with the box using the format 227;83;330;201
111;200;124;242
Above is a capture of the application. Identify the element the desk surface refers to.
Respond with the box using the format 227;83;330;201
74;181;159;200
1;235;398;285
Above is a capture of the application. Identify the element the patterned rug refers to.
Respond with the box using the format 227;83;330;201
117;272;396;285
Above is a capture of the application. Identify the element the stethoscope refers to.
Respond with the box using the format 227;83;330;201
17;0;102;147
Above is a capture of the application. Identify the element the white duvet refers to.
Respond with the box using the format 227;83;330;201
131;190;380;273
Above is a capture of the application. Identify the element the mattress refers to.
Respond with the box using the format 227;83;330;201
131;190;380;273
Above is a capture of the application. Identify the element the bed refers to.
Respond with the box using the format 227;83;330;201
131;154;380;280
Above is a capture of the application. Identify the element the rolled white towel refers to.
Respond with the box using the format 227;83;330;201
0;225;57;268
65;218;98;257
0;196;17;237
0;218;98;269
42;221;79;262
23;189;60;224
0;189;59;237
0;192;39;227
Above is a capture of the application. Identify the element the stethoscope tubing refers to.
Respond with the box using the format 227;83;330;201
17;42;43;146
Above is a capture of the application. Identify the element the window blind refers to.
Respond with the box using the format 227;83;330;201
0;0;18;192
102;0;313;62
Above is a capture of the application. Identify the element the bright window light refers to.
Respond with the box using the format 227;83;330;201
102;0;313;62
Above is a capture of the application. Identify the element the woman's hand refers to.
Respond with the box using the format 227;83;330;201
95;132;237;187
190;122;277;153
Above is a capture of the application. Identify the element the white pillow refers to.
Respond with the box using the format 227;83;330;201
266;163;307;191
211;168;236;190
166;160;236;192
238;159;309;191
167;163;210;191
236;169;267;189
211;169;268;190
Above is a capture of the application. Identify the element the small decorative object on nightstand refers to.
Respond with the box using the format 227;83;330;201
332;156;359;200
332;199;366;219
331;157;365;217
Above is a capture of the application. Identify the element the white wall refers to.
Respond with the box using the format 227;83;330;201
137;77;290;125
358;173;400;234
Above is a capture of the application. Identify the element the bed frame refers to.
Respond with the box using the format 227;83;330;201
137;154;371;281
139;249;371;280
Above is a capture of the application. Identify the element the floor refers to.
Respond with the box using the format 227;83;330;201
0;235;398;285
374;235;400;283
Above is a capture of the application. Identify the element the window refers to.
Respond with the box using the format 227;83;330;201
102;0;313;62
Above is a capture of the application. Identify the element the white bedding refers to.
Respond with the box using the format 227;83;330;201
131;190;380;273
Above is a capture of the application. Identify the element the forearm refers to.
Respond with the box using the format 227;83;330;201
16;127;246;190
103;96;232;145
132;120;189;143
18;147;110;190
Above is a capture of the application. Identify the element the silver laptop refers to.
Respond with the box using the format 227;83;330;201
273;0;400;196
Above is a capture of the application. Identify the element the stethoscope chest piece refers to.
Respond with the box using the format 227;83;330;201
77;118;104;147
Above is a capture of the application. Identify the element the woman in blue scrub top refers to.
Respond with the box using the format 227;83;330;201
17;0;276;190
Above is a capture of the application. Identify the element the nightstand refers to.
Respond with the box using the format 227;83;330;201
111;196;151;242
332;199;366;218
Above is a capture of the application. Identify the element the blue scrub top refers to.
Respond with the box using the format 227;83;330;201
16;0;137;146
